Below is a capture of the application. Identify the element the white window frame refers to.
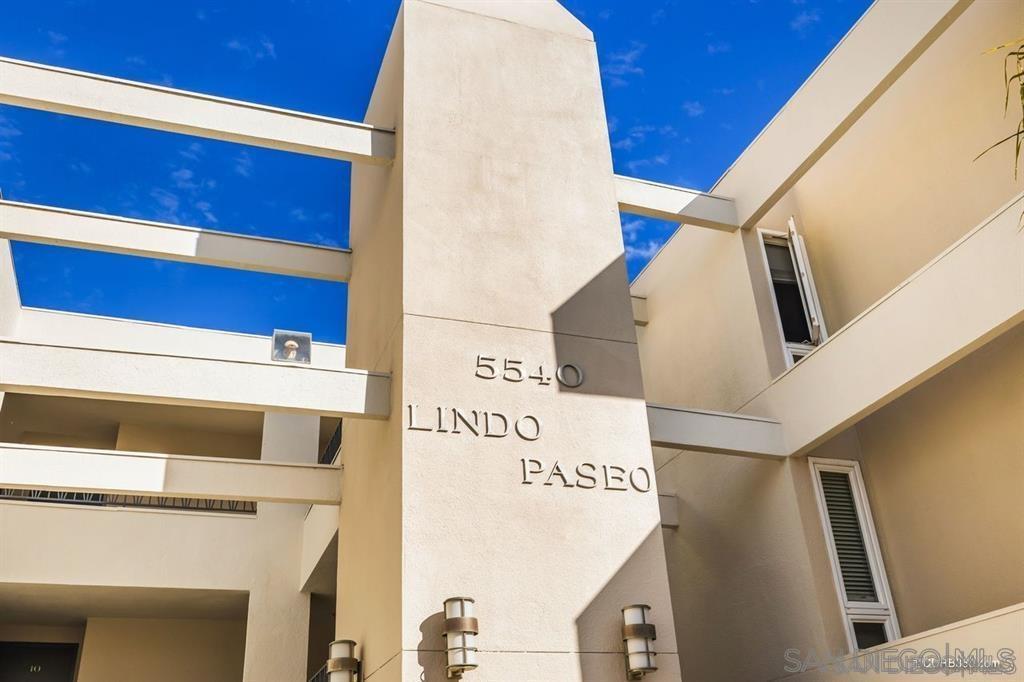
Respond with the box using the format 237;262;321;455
757;217;828;368
809;457;901;653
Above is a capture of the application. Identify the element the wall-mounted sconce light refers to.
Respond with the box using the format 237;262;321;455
442;597;479;679
327;639;361;682
622;604;657;679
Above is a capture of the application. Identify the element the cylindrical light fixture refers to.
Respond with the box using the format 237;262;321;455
442;597;479;678
327;639;360;682
622;604;657;679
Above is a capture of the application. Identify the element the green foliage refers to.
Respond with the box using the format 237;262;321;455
976;37;1024;178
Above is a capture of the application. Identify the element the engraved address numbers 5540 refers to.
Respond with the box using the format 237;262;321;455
475;355;584;388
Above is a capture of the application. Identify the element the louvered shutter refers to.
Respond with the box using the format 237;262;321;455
819;471;878;602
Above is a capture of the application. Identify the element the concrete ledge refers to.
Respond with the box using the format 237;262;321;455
741;192;1024;455
0;56;395;164
647;403;786;459
774;602;1024;680
615;175;738;232
0;442;341;504
0;200;352;282
0;339;390;419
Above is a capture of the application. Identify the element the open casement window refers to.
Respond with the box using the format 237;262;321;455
809;458;901;653
759;217;827;367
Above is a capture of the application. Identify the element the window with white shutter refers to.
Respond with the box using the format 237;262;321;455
809;458;900;652
758;217;828;367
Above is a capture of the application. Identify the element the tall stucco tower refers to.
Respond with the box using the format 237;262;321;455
339;1;681;679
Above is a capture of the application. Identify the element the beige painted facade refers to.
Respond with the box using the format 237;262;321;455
0;1;1020;681
634;0;1024;679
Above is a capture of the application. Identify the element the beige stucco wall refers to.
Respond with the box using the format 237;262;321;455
634;2;1024;678
850;325;1024;635
76;617;245;682
758;0;1024;334
115;422;261;459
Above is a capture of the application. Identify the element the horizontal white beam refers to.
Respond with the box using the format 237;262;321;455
615;175;738;232
0;56;395;164
0;442;341;505
15;308;348;369
741;192;1024;455
0;339;390;419
647;403;786;459
0;200;351;281
714;0;969;227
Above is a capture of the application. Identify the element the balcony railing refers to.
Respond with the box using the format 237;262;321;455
0;488;257;514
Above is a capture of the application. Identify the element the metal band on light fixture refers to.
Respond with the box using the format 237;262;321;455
442;597;479;679
622;604;658;679
326;640;360;682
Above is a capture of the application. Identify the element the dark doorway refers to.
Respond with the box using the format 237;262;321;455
0;642;78;682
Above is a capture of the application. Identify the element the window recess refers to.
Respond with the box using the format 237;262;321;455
809;458;900;653
759;217;827;367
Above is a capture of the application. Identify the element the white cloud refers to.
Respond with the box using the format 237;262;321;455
68;161;92;174
603;42;646;87
625;154;670;174
234;151;255;178
790;8;821;33
194;200;217;224
170;167;197;189
150;188;182;222
47;31;68;45
0;115;22;139
179;142;204;161
612;124;676;151
682;100;705;117
707;41;731;55
714;87;736;96
621;218;646;243
226;36;277;61
289;208;310;222
626;239;664;262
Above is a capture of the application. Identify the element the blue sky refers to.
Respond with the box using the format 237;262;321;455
0;0;870;344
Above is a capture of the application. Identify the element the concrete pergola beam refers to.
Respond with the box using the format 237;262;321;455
647;403;786;459
615;175;738;232
0;56;395;164
0;200;351;281
0;339;390;419
0;441;341;505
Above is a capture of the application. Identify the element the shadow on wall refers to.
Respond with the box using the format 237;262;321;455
415;611;448;682
549;254;644;400
660;453;832;681
575;526;682;680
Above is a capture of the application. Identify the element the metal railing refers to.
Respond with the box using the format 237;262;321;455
0;488;257;514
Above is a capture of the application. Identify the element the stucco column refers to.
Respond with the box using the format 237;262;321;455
243;411;320;681
340;1;681;680
0;239;21;336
